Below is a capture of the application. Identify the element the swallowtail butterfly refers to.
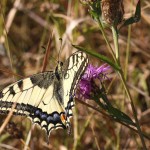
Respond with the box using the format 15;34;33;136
0;51;88;138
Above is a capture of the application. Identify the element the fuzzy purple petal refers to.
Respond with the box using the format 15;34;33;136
77;64;110;99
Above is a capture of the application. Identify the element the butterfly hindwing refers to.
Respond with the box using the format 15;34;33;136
0;51;88;137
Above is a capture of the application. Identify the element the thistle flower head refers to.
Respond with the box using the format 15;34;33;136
101;0;124;25
76;64;111;99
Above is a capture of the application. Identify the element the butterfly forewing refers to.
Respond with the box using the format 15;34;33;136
0;72;54;111
0;51;88;137
63;52;88;118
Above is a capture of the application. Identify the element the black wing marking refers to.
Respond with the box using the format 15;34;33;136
0;71;67;136
62;51;89;121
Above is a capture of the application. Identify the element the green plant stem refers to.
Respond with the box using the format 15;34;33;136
112;26;119;62
112;26;122;150
112;26;121;150
112;26;147;150
97;19;117;62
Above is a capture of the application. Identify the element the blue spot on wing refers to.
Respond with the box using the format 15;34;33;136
53;113;61;123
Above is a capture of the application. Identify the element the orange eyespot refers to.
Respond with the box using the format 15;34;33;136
60;114;66;124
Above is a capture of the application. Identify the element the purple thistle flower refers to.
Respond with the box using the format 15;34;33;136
76;64;111;99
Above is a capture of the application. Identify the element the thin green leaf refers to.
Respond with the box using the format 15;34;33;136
94;89;136;127
107;106;136;127
89;10;99;21
96;92;136;127
134;0;141;22
121;17;136;27
119;0;141;29
86;0;102;22
72;44;120;71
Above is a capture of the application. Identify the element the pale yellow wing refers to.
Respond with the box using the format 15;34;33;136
0;71;66;136
62;51;89;122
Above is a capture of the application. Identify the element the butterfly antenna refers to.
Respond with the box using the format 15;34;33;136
50;56;57;65
42;45;57;66
58;38;63;62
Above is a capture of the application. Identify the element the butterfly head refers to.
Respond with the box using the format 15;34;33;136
55;61;63;72
58;61;63;67
55;61;64;80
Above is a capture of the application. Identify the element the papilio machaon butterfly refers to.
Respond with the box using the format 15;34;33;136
0;51;88;138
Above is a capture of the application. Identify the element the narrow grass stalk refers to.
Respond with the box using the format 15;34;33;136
116;124;121;150
0;103;16;134
118;71;147;149
73;112;94;150
73;107;78;149
24;126;32;150
91;123;100;150
111;27;121;148
41;34;53;72
112;26;147;149
124;25;131;79
0;10;14;80
112;26;124;150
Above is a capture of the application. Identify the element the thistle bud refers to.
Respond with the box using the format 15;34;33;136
101;0;124;25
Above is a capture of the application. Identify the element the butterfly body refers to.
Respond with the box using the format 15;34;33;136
0;51;88;137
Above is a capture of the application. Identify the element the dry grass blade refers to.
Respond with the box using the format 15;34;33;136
0;143;19;150
23;127;32;150
91;123;100;150
0;68;24;78
5;0;21;33
0;102;16;134
73;111;94;150
41;33;53;72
